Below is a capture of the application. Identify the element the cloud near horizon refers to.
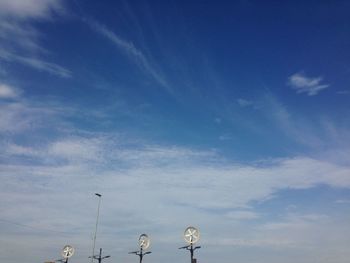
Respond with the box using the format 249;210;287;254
1;131;350;262
1;79;349;263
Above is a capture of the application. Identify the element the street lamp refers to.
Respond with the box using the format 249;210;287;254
91;193;102;263
179;226;201;263
129;234;152;263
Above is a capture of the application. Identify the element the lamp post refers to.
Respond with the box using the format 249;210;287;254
179;226;201;263
91;193;102;263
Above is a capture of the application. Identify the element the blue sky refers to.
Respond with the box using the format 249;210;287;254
0;1;350;263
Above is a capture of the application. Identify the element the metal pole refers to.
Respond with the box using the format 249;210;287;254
91;193;102;263
98;248;102;263
190;244;194;263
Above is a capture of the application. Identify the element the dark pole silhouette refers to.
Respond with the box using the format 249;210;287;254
89;248;111;263
129;247;152;263
179;244;201;263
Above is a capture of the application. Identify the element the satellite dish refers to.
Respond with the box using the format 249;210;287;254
184;226;200;244
61;245;75;259
138;234;150;250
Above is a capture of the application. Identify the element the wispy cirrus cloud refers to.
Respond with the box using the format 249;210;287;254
0;21;44;53
337;90;350;95
288;73;329;96
259;93;350;153
87;20;171;93
0;0;71;78
0;49;71;78
257;93;323;147
0;0;63;19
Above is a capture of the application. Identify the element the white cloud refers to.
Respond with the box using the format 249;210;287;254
288;73;329;96
1;139;350;263
0;83;19;98
5;144;40;156
0;102;36;132
337;90;350;95
261;213;329;231
49;138;105;162
0;0;70;78
1;132;350;263
251;212;350;263
0;98;76;134
0;87;349;263
87;20;171;93
0;0;62;19
2;136;350;211
0;21;43;53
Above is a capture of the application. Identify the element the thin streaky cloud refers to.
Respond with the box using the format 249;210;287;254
87;19;172;93
0;1;68;78
0;21;44;53
0;0;63;20
0;49;71;78
259;93;323;147
337;90;350;95
288;73;329;96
